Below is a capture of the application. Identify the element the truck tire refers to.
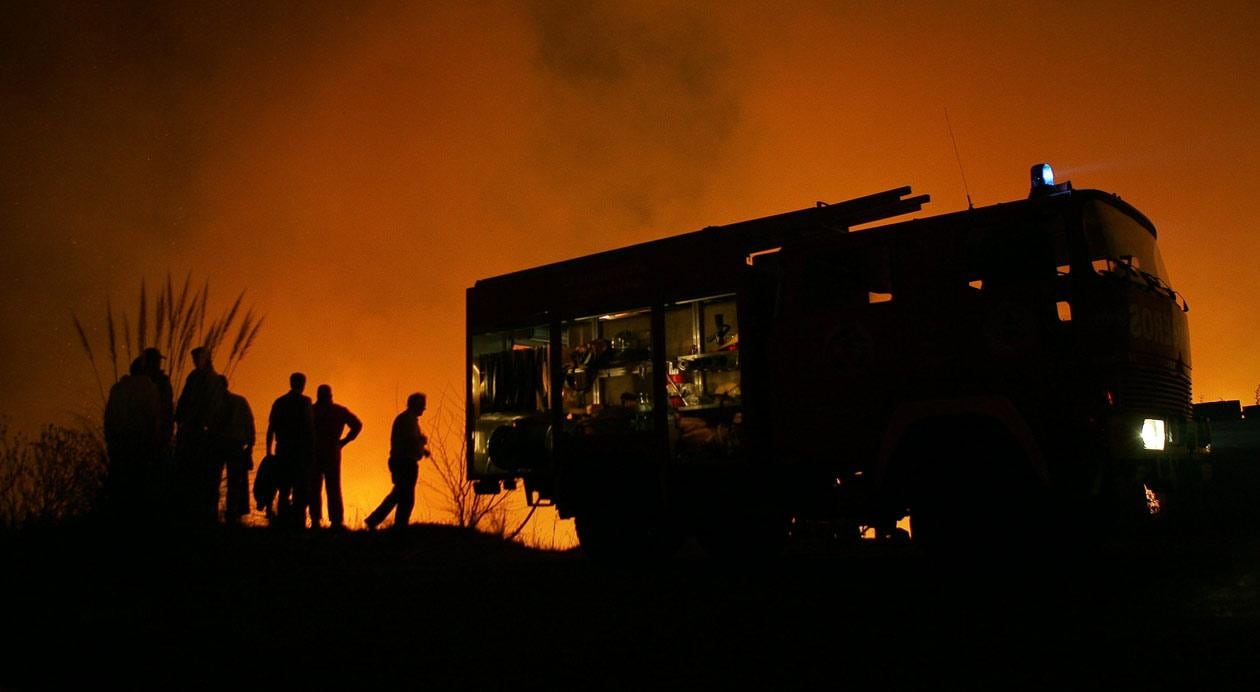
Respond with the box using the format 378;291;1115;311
573;478;681;561
696;509;790;559
904;419;1047;555
574;506;634;560
692;473;790;559
908;464;981;552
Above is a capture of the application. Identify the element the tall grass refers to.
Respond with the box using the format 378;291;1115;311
72;272;265;405
71;313;106;408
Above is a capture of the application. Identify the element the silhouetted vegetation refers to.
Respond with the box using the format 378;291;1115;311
62;272;264;527
0;421;105;530
422;390;520;536
72;272;263;409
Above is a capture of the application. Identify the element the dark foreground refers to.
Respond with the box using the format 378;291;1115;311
4;522;1259;690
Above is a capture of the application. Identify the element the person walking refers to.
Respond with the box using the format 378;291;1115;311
311;384;362;530
365;393;429;531
266;372;315;528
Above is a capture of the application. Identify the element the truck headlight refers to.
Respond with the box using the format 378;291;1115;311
1140;418;1166;451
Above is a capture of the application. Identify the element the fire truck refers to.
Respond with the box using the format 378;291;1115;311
465;164;1199;554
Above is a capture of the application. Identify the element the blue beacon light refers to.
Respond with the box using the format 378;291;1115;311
1029;162;1070;197
1033;162;1054;187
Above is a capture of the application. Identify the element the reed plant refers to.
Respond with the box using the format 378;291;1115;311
73;272;264;405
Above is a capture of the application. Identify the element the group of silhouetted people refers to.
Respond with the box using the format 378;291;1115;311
258;372;365;529
103;345;430;531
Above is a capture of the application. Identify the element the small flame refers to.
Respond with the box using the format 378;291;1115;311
1144;484;1162;516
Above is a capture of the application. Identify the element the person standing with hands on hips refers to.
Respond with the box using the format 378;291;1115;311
311;384;363;531
365;392;430;531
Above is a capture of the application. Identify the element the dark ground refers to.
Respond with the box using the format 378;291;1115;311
3;521;1259;691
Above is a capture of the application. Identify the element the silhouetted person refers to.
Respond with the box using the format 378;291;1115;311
212;376;256;525
173;346;226;523
267;372;315;528
137;347;176;517
365;393;430;531
141;347;174;455
312;384;362;530
103;357;161;517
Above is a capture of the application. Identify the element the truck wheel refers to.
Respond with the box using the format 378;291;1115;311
574;507;628;560
908;480;977;552
905;422;1046;555
574;483;681;561
696;508;790;559
693;473;790;559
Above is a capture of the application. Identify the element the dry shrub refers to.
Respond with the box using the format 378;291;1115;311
421;390;513;533
0;422;107;530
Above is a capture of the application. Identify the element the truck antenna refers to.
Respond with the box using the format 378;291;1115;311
945;108;974;210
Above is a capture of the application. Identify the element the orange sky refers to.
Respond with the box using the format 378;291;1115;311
3;1;1259;536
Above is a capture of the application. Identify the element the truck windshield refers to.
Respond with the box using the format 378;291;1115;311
1082;199;1173;290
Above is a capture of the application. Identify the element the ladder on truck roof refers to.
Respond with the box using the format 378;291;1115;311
710;185;930;248
468;186;929;332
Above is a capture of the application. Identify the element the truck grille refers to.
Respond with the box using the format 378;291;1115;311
1120;365;1192;419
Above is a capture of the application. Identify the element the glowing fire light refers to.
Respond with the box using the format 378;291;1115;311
1144;484;1162;516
